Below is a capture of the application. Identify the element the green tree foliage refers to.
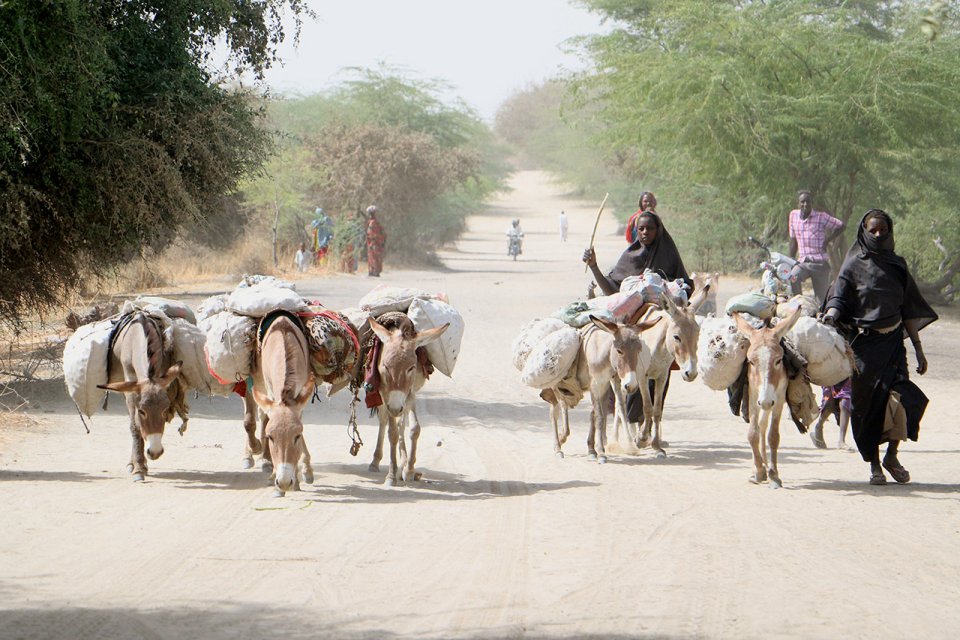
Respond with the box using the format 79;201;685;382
243;68;508;263
568;0;960;289
0;0;306;329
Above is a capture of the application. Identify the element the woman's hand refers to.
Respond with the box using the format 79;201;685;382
914;343;928;375
582;247;597;268
820;309;839;327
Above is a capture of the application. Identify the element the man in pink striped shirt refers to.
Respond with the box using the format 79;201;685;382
788;191;846;302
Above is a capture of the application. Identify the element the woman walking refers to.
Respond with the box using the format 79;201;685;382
365;205;386;277
822;209;937;485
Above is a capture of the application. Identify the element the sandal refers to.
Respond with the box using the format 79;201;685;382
882;461;911;484
869;471;887;486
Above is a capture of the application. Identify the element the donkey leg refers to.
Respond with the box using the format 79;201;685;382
241;392;261;469
638;378;654;445
594;397;609;465
402;403;422;482
299;437;314;486
125;394;148;481
386;415;401;487
586;406;598;461
650;378;667;458
747;416;766;484
369;408;388;472
559;401;571;445
259;409;273;476
767;407;784;489
549;401;565;458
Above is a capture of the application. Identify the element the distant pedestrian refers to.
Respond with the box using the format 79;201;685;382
559;210;568;242
365;205;386;277
788;191;845;303
294;242;310;273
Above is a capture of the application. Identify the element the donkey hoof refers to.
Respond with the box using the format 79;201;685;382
385;476;396;487
301;469;314;485
554;451;565;459
126;463;135;474
655;450;668;459
769;473;782;489
261;460;274;474
241;457;254;470
368;462;380;473
597;455;607;465
587;452;598;461
132;473;145;482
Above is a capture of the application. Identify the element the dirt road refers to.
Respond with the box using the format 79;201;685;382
2;171;959;639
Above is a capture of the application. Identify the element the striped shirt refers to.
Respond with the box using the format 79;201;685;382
789;209;843;263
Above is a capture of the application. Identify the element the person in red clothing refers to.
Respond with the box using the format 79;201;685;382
624;191;658;243
365;205;387;277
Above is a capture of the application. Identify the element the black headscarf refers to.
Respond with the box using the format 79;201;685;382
824;209;937;331
608;211;692;291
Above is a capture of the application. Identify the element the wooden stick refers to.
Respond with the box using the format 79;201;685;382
584;193;610;272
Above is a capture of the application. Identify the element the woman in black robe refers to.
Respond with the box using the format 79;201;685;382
822;209;937;485
582;211;692;423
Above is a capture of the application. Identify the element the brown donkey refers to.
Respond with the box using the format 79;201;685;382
98;312;183;482
251;314;315;496
367;316;449;486
733;306;803;488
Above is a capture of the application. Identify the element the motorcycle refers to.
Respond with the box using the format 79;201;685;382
748;235;800;299
507;231;523;261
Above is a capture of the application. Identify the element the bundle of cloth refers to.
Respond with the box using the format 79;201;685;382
63;296;233;421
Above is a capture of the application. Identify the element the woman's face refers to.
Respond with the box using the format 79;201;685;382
864;216;890;238
641;194;656;211
637;217;658;245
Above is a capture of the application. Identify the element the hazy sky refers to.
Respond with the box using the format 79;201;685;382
260;0;607;121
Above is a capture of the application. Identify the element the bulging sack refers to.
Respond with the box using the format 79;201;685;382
696;316;748;390
725;292;777;320
63;318;115;418
202;311;257;384
407;297;465;377
520;326;580;389
358;285;433;316
171;318;234;396
226;284;307;317
776;295;819;319
787;316;855;387
133;296;197;325
511;318;569;370
196;294;228;323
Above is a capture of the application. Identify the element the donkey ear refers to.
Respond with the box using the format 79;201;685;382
157;361;182;389
98;380;139;394
414;323;449;348
252;385;274;411
294;379;315;407
589;315;619;335
368;317;392;343
659;292;680;316
732;312;756;338
634;315;663;333
773;305;803;340
689;282;711;313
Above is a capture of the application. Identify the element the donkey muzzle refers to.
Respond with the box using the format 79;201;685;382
145;434;164;460
274;463;297;491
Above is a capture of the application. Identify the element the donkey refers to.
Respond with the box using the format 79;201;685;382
733;306;803;488
367;316;449;486
634;286;710;457
251;313;315;496
541;316;658;460
98;312;184;482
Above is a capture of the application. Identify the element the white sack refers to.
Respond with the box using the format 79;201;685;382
511;318;569;371
196;294;228;323
787;316;854;387
520;326;580;389
226;284;306;317
237;274;295;290
696;316;748;390
407;297;465;377
63;318;114;418
776;295;819;319
133;296;196;325
359;285;433;315
170;318;234;396
203;311;257;384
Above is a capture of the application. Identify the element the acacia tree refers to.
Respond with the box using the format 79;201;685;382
0;0;307;329
575;0;960;288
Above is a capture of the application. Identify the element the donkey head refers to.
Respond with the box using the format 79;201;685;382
734;306;802;411
589;315;660;393
660;290;706;382
369;317;449;418
99;362;181;460
253;385;313;491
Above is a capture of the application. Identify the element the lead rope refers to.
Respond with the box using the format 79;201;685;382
347;384;363;456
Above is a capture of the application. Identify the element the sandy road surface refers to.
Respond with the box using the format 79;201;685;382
2;171;960;640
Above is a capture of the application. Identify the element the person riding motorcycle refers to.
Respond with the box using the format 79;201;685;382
506;218;524;256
